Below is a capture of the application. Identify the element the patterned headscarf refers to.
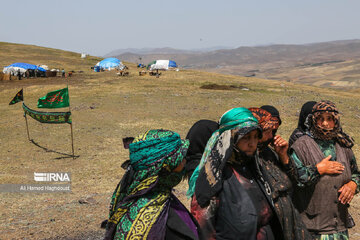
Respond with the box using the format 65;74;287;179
187;108;261;206
249;107;280;131
130;129;188;172
249;107;280;150
260;105;282;126
105;129;189;240
309;100;354;148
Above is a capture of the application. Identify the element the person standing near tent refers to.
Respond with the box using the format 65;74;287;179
62;69;65;78
289;100;360;239
156;69;160;78
17;69;22;80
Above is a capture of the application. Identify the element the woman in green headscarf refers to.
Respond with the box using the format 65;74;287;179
188;107;285;240
104;129;200;240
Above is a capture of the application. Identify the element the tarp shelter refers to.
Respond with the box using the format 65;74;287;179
39;65;49;70
95;58;122;71
148;60;177;70
3;63;46;75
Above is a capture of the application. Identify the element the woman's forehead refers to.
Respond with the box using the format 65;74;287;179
317;112;334;118
243;129;259;137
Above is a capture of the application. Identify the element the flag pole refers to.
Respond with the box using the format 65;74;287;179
24;114;31;141
23;88;31;141
70;120;75;159
67;77;75;159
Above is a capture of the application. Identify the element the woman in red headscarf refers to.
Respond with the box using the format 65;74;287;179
249;107;311;240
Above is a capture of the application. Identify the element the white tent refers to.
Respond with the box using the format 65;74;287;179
148;60;177;71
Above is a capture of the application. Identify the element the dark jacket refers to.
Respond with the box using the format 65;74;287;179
192;164;284;240
215;166;281;240
259;147;313;240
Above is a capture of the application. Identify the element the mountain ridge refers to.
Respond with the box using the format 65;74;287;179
108;39;360;88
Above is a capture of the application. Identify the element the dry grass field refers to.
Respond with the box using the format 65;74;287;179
205;58;360;89
1;43;360;239
115;40;360;89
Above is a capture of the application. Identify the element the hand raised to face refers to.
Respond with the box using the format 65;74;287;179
272;135;289;165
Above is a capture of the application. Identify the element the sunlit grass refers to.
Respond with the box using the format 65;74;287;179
0;42;360;239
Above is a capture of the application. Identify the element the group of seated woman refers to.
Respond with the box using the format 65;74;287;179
103;100;360;240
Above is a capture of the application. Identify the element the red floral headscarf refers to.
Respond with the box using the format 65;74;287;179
249;107;280;131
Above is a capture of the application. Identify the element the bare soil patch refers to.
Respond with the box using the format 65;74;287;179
200;83;248;90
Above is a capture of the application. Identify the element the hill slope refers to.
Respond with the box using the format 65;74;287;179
1;42;360;239
112;40;360;88
0;42;102;71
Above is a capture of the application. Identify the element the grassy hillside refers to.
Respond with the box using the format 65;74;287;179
115;40;360;89
0;42;102;71
1;43;360;239
206;58;360;89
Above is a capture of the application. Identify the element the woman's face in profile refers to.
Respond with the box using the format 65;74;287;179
316;112;335;129
236;130;259;156
172;158;186;173
259;129;274;144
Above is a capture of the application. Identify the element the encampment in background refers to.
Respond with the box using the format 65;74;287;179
147;60;177;71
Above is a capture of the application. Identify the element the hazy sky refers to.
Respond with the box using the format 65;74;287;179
1;0;360;56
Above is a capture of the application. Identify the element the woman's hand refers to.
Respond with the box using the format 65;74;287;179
338;181;357;204
316;155;344;175
273;135;289;165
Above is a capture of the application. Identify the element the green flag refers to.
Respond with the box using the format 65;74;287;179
23;103;72;124
9;89;24;105
37;87;69;108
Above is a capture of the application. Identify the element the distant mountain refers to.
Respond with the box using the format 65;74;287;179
104;47;195;57
103;46;235;58
111;39;360;88
110;39;360;66
189;46;235;52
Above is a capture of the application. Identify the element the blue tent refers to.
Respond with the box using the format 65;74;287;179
4;62;46;72
95;58;121;70
168;60;177;68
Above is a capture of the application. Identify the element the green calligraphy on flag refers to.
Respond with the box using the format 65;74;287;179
23;103;72;124
37;87;69;108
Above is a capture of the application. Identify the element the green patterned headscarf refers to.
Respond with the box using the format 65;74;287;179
130;129;188;171
187;107;260;198
105;129;189;240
